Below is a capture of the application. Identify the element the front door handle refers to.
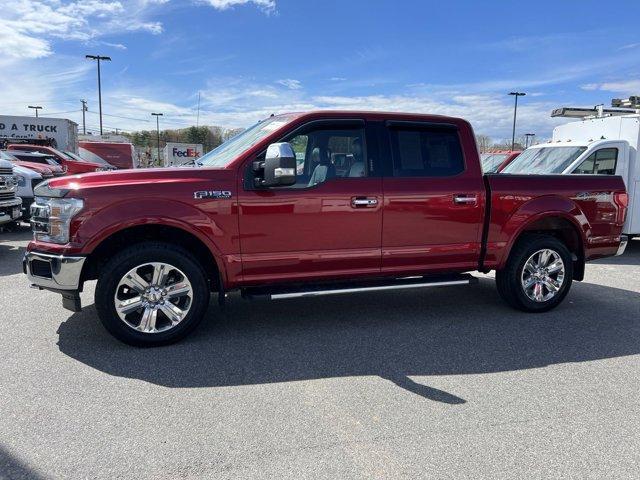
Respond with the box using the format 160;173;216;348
351;197;378;208
453;194;478;205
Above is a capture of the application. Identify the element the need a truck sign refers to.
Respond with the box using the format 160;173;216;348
0;115;78;152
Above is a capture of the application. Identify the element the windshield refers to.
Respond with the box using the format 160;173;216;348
502;146;587;174
198;115;296;167
0;150;18;161
481;154;508;173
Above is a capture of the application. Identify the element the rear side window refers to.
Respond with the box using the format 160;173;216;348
572;148;618;175
389;126;464;177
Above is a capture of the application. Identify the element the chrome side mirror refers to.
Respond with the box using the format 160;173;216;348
254;142;297;187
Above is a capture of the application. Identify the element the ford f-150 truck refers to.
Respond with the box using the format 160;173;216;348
23;111;629;346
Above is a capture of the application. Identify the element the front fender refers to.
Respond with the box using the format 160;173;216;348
72;196;237;282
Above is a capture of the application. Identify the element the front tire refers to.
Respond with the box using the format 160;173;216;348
496;234;573;312
95;242;210;347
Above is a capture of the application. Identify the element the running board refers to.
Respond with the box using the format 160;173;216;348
241;273;477;300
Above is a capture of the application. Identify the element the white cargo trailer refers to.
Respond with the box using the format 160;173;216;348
0;115;78;153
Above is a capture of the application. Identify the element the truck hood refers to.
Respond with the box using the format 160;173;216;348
12;161;54;176
41;167;231;195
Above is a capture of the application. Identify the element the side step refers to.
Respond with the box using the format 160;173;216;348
241;273;477;300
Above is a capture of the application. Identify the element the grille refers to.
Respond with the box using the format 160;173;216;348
0;191;16;201
0;167;12;176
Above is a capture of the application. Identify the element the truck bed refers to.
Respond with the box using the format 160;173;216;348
483;173;627;269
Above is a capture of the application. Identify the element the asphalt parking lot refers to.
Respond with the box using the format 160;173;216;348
1;225;639;479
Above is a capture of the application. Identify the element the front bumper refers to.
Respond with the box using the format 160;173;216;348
0;197;22;225
616;235;629;256
23;251;86;291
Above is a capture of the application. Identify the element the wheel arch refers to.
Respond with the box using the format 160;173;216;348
502;213;587;281
81;223;223;291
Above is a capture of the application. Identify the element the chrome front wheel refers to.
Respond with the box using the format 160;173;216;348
114;262;194;334
520;248;565;303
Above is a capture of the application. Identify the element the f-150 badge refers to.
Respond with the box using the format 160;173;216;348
193;190;232;199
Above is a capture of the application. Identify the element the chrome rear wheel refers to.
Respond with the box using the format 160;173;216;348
520;248;565;303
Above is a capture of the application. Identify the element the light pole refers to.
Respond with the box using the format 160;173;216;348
80;99;88;134
28;105;43;118
85;54;111;135
524;133;535;149
509;92;526;151
151;113;163;166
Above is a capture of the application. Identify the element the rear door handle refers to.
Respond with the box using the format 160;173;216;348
351;197;378;208
453;194;478;205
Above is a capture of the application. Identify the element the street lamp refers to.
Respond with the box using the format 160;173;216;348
524;133;536;149
508;92;526;151
85;54;111;135
151;113;163;166
28;105;43;118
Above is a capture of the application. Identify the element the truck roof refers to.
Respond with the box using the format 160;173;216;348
273;110;467;124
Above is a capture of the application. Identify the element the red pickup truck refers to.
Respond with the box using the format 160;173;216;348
8;144;112;175
24;111;628;346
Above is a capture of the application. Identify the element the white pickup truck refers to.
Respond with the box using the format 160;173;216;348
0;158;22;227
502;110;639;237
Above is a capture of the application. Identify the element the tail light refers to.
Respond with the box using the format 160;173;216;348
614;192;628;224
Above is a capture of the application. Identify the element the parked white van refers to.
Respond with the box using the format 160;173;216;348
502;112;639;236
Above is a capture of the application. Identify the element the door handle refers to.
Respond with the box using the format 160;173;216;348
453;194;478;205
351;197;378;208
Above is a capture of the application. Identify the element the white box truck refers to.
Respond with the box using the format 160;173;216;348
0;115;78;153
502;106;639;236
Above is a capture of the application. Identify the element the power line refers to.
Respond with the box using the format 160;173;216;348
86;110;150;122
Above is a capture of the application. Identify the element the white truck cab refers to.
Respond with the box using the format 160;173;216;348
503;113;640;236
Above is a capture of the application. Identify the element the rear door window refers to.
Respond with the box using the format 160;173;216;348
388;126;464;177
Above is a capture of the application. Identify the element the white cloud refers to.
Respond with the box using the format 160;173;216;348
276;79;302;90
198;0;276;14
0;1;163;59
581;80;640;93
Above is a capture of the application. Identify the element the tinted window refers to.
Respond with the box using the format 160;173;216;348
389;127;464;177
284;127;367;188
571;148;618;175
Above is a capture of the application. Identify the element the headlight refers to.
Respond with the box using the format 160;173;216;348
16;175;26;187
31;197;84;244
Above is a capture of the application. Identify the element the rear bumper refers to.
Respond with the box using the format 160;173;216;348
23;250;86;291
616;235;629;256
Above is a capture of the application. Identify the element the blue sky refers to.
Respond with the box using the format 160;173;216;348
1;0;640;140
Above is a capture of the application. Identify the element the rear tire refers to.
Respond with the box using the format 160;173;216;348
95;242;210;347
496;234;573;312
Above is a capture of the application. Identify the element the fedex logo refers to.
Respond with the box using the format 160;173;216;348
172;147;199;158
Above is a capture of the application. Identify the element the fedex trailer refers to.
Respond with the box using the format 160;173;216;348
163;142;203;166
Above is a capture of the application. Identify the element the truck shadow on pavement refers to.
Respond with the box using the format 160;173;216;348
56;277;640;404
0;225;31;276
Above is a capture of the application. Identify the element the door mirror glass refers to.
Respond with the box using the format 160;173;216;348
256;142;297;187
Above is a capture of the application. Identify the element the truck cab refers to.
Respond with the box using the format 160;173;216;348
8;144;112;174
502;113;640;236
